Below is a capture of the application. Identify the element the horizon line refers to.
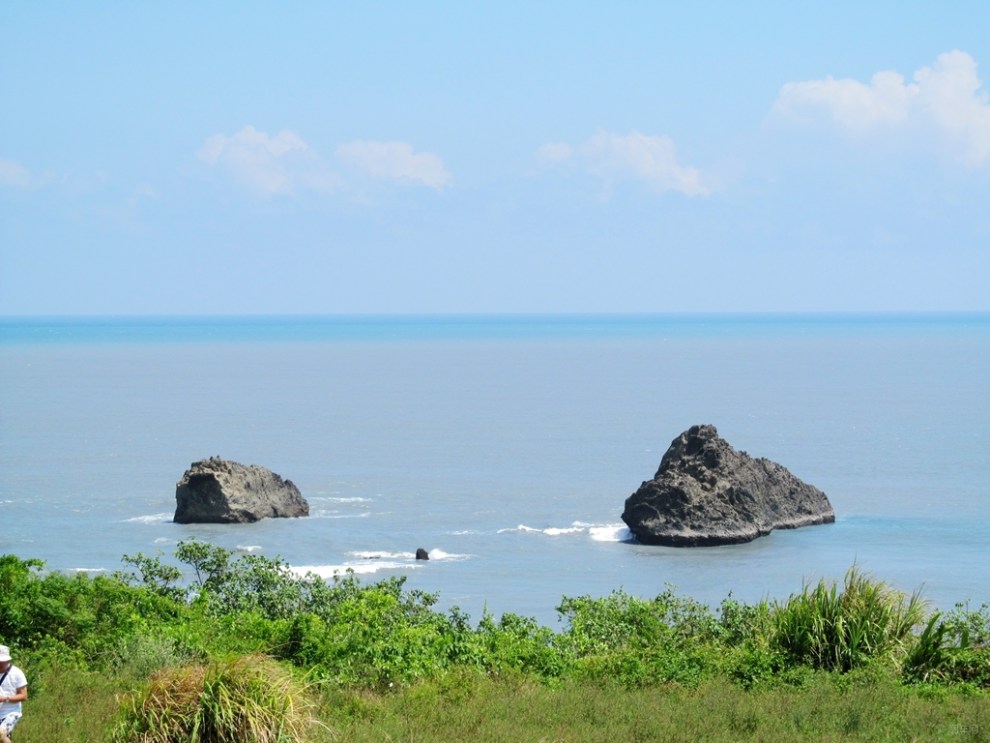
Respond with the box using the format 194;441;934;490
3;309;990;322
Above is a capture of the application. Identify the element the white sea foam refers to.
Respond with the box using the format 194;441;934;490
290;544;471;581
236;544;263;553
123;512;172;524
499;521;633;541
348;550;414;560
346;548;472;562
309;495;373;504
69;567;106;574
290;561;416;578
497;524;542;534
590;524;634;542
311;510;372;519
426;549;471;561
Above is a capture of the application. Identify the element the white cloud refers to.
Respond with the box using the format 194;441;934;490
336;140;451;190
774;70;912;132
914;51;990;164
198;128;450;196
772;50;990;166
536;130;711;197
198;125;339;196
0;159;35;188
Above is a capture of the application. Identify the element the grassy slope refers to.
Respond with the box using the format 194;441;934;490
15;667;990;743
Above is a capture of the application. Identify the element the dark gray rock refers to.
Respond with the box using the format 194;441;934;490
174;456;309;524
415;548;430;560
621;425;834;547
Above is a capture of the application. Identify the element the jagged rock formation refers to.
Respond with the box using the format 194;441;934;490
174;456;309;524
621;425;834;547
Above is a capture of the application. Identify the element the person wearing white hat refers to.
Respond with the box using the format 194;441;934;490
0;646;27;743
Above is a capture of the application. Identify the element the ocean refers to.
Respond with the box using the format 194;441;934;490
1;314;987;627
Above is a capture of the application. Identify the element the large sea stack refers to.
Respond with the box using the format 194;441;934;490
174;456;309;524
621;425;834;546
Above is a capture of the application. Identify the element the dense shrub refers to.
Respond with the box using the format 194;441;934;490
904;606;990;687
553;588;727;687
0;554;181;663
468;611;565;678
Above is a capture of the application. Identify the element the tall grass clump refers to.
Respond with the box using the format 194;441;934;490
771;567;926;673
111;654;326;743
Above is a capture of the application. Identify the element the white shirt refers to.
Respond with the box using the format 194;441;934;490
0;664;27;717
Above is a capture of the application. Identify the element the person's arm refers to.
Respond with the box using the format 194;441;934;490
1;685;27;703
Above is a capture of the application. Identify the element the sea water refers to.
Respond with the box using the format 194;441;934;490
1;314;988;627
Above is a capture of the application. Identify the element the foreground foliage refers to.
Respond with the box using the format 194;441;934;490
1;547;988;741
110;654;324;743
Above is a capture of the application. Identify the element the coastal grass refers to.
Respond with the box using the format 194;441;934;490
109;654;326;743
322;674;990;742
13;666;990;742
770;566;927;672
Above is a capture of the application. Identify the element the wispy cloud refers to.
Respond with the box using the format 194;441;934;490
0;158;38;189
198;125;339;196
772;50;990;166
336;140;451;190
198;127;451;197
536;130;712;197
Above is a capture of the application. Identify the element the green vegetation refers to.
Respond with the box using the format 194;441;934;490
110;654;325;743
1;546;988;742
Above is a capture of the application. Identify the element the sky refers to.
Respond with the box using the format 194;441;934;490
1;2;989;316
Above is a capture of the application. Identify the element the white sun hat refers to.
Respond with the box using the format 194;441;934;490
0;645;11;662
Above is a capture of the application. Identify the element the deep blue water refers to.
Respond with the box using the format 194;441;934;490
1;314;988;626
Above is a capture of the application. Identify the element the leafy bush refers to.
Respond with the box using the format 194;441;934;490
553;588;726;687
942;601;990;647
466;611;564;678
273;579;463;688
903;606;990;688
0;554;181;662
556;588;720;655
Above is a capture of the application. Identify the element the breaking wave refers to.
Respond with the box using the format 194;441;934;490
123;512;173;524
290;546;471;579
498;521;633;542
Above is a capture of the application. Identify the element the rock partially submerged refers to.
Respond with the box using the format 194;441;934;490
621;425;834;547
174;456;309;524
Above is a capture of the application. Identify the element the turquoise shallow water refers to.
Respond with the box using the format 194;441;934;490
1;314;988;625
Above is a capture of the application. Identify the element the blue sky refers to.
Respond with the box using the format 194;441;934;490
2;2;988;315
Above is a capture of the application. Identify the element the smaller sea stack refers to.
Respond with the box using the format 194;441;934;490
174;456;309;524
